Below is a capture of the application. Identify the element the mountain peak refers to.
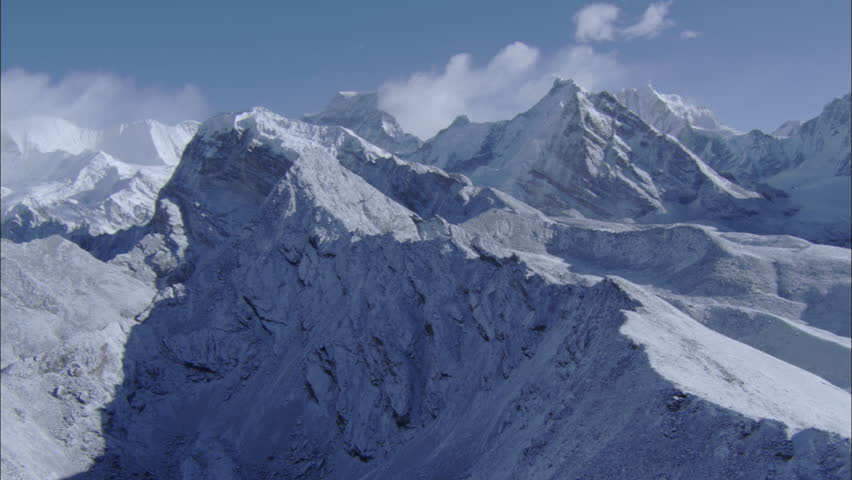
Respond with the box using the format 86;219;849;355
524;77;584;118
302;91;421;154
771;120;803;138
326;91;379;110
617;86;738;137
548;77;582;95
639;83;660;96
450;114;471;127
1;116;101;155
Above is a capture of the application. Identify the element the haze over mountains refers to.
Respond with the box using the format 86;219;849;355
1;80;850;479
1;118;198;240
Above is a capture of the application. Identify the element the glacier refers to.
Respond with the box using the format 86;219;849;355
1;84;850;480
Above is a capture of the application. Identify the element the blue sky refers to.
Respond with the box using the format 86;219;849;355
2;0;850;137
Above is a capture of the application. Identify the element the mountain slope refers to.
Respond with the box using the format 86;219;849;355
673;93;851;246
772;120;802;139
764;94;852;246
1;236;155;480
14;107;842;480
616;86;850;185
408;79;763;223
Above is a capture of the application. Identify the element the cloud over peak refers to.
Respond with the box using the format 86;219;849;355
377;1;684;139
378;42;623;139
0;69;210;128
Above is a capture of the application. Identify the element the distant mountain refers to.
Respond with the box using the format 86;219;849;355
778;93;852;180
617;85;740;138
408;79;763;223
303;91;422;154
0;117;198;240
772;120;802;139
763;94;851;245
616;86;851;246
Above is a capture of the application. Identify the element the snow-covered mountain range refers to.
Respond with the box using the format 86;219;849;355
1;117;198;240
616;85;851;246
1;82;850;479
408;79;764;224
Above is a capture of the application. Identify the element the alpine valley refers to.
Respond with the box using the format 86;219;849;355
1;79;850;480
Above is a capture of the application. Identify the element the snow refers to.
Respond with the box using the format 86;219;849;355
1;236;155;478
772;120;803;139
616;88;851;247
303;91;422;154
1;116;101;156
409;78;763;225
1;116;199;238
617;84;740;138
620;282;851;438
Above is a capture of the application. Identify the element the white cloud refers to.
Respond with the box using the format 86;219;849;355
574;2;675;43
622;1;675;39
0;69;209;128
680;29;701;39
574;3;621;42
378;42;623;138
371;2;683;138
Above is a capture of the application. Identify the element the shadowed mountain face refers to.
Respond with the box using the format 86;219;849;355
2;107;848;480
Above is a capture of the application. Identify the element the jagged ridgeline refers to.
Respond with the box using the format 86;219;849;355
1;84;850;479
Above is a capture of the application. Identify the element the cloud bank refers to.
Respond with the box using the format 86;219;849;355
378;43;623;138
1;69;210;128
